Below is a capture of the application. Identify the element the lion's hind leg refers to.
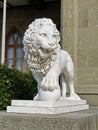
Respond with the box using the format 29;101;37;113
60;73;67;98
65;62;81;100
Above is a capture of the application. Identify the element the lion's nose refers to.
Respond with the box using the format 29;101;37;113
47;36;53;45
48;42;52;45
36;37;42;46
36;41;42;48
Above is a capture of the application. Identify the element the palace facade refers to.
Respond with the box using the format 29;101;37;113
0;0;98;106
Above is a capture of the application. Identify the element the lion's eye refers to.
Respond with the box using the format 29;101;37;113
41;33;47;37
52;35;55;38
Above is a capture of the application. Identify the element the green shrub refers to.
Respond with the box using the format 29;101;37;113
0;64;37;110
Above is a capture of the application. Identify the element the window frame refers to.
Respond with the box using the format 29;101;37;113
5;27;23;70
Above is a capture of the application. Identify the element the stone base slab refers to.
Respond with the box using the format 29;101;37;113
7;100;89;114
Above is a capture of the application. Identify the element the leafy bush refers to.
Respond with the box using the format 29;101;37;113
0;64;37;110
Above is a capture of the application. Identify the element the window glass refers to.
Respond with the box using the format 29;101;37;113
16;59;23;71
17;36;22;44
16;47;24;58
8;36;14;45
7;48;14;58
7;60;14;68
13;31;18;40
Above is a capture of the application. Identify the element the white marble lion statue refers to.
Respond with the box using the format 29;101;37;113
23;18;81;101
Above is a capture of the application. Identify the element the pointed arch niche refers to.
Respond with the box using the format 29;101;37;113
5;27;24;71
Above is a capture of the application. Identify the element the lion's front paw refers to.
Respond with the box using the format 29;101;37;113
41;71;60;91
33;94;40;101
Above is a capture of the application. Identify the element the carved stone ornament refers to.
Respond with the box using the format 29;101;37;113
23;18;81;101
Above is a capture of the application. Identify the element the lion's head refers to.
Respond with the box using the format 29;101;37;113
23;18;60;77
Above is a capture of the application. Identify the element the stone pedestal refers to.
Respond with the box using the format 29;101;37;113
1;107;98;130
7;99;89;114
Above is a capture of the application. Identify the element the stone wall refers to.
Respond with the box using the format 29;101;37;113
61;0;98;106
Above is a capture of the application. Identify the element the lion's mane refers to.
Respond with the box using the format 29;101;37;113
23;18;60;77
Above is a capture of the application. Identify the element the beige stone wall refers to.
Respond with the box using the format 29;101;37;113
61;0;98;106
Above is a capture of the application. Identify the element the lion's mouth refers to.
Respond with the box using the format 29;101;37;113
38;47;49;58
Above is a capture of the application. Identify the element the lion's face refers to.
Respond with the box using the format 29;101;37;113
34;26;57;57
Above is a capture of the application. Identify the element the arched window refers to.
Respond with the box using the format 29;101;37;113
5;27;24;71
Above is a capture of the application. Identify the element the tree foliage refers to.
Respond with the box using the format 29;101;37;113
0;64;37;110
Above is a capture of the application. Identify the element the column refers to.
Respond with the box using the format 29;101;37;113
1;0;7;64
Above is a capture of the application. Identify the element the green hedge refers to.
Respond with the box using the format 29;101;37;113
0;64;37;110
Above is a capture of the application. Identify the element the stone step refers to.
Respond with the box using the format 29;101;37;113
11;99;87;107
7;104;89;114
7;100;89;114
